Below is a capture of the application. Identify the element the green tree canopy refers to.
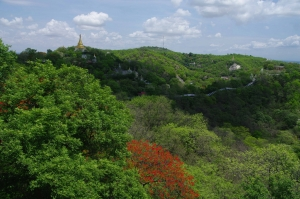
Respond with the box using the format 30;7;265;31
0;39;16;84
0;58;147;198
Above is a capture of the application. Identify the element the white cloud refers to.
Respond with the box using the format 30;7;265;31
210;43;220;47
25;16;33;21
110;32;122;40
215;32;221;37
129;31;157;43
27;24;38;30
128;31;162;46
190;0;300;23
265;26;269;30
91;29;108;38
2;0;32;5
0;17;23;27
31;19;77;38
129;10;201;47
171;0;183;7
251;41;268;48
174;9;191;17
129;31;155;39
231;35;300;50
211;21;215;27
73;11;112;30
269;35;300;47
143;16;200;37
91;30;122;41
231;44;251;50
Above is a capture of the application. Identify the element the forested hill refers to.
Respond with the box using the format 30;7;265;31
112;46;300;139
113;46;270;90
18;46;288;96
16;45;300;139
6;42;300;198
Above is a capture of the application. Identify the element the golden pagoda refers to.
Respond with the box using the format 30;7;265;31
76;34;85;50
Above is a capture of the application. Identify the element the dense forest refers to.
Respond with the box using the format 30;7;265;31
1;38;300;198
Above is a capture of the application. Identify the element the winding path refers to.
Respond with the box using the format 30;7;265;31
206;79;256;96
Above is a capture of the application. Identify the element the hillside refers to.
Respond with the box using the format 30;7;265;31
17;45;290;96
113;46;271;90
16;45;300;137
7;43;300;198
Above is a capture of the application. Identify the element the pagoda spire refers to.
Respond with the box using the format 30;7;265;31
76;34;85;50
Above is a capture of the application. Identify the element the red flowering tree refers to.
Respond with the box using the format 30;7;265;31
127;140;199;199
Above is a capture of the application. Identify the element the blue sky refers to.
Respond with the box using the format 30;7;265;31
1;0;300;61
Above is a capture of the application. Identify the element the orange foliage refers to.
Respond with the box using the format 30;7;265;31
17;100;29;110
0;99;32;112
127;140;199;199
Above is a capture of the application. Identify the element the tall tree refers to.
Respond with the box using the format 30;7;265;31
127;140;199;199
0;51;148;198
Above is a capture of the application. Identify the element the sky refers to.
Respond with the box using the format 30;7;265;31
0;0;300;61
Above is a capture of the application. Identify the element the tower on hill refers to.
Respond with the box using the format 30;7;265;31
76;34;85;51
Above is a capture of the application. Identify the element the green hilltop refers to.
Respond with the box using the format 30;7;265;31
18;45;290;97
16;45;300;136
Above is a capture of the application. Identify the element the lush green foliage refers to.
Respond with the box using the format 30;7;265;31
127;96;300;198
0;42;148;198
8;41;300;198
0;39;16;85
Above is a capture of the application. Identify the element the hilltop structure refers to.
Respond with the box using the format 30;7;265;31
75;34;85;51
75;34;88;59
92;54;97;63
115;63;133;75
